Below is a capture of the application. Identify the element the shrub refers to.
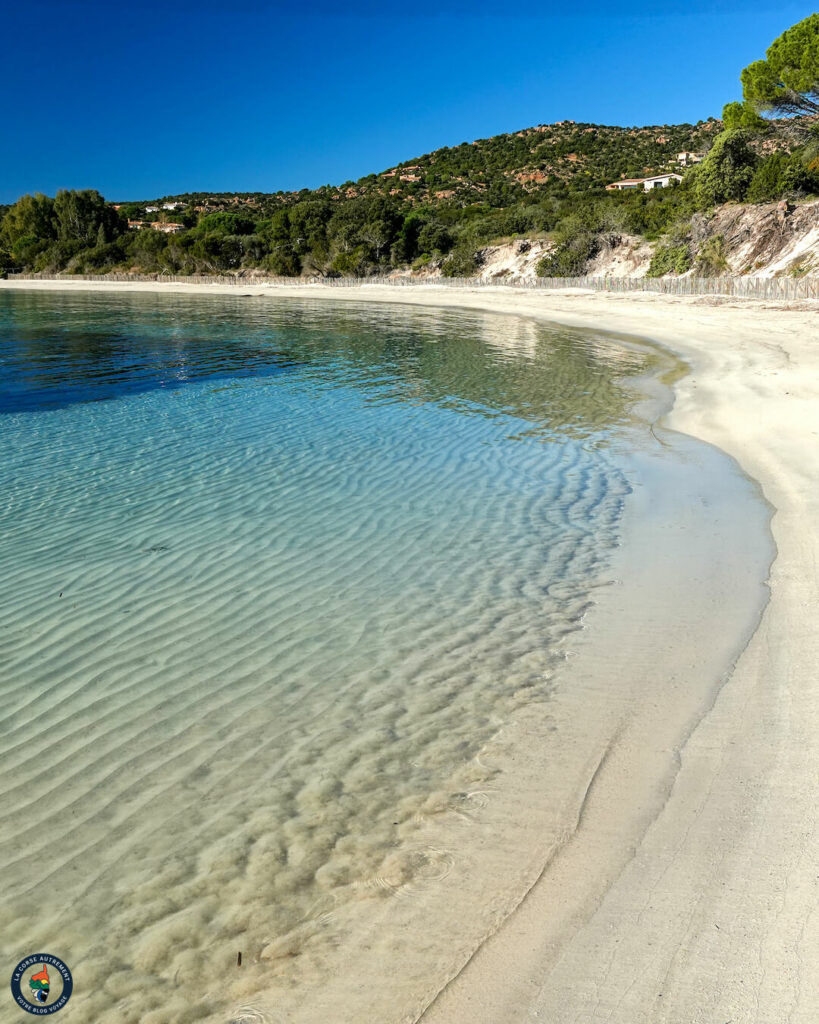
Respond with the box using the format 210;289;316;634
196;211;255;236
70;240;127;273
646;243;692;277
261;249;301;276
416;221;453;256
536;233;597;277
746;151;819;202
746;152;790;203
329;246;369;277
441;245;480;277
780;154;819;196
694;235;729;276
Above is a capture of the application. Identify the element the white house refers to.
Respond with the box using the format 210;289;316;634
642;173;683;190
606;173;683;192
676;151;704;166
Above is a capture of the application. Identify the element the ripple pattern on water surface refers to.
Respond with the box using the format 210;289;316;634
0;295;639;1023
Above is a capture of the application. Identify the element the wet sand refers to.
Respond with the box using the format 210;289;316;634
3;278;818;1023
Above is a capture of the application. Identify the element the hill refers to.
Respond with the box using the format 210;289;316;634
0;118;813;281
150;119;720;215
320;119;721;206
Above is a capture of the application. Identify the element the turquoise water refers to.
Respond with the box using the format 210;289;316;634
0;292;662;1022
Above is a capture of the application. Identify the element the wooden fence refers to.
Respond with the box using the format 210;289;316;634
4;271;819;301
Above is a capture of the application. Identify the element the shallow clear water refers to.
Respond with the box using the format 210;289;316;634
0;292;665;1022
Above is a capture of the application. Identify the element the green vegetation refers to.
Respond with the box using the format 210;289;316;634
0;190;125;273
745;150;819;202
718;13;819;180
646;243;692;278
0;175;704;279
689;131;758;206
728;14;819;131
2;16;819;280
694;235;729;276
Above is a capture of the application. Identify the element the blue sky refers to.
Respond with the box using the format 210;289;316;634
0;1;812;202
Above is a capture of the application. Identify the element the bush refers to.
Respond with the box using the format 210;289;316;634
70;240;127;273
329;246;370;277
746;151;819;203
31;240;85;272
196;211;255;236
441;244;480;277
646;243;692;277
694;235;729;276
262;249;301;276
534;212;600;277
416;221;453;256
746;153;790;203
780;154;819;196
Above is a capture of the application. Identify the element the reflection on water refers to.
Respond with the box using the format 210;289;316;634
0;291;654;1024
0;292;649;438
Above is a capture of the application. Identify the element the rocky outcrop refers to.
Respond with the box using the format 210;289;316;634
688;199;819;277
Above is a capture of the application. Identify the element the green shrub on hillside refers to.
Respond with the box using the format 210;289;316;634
694;235;729;276
536;235;597;277
329;246;370;277
535;213;599;277
646;243;692;277
441;245;480;277
746;151;819;202
746;152;791;202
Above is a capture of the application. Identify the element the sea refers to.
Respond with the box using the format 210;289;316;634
0;290;771;1023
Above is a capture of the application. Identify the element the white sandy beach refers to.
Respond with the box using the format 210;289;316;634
3;278;818;1023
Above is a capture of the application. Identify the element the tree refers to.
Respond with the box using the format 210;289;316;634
742;151;819;204
722;101;765;131
781;154;819;194
126;226;169;272
392;213;425;263
727;14;819;138
0;193;57;248
53;190;122;244
263;248;301;276
745;152;790;202
690;131;758;207
416;220;453;256
196;211;255;236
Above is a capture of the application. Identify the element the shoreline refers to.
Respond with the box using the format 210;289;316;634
4;279;818;1022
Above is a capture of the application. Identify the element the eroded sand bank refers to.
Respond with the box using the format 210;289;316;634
3;279;817;1023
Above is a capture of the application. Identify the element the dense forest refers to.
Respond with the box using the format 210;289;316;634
2;15;818;279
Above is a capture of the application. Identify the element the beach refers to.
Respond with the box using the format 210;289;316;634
2;278;817;1024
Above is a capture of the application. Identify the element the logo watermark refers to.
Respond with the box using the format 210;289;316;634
10;955;73;1015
